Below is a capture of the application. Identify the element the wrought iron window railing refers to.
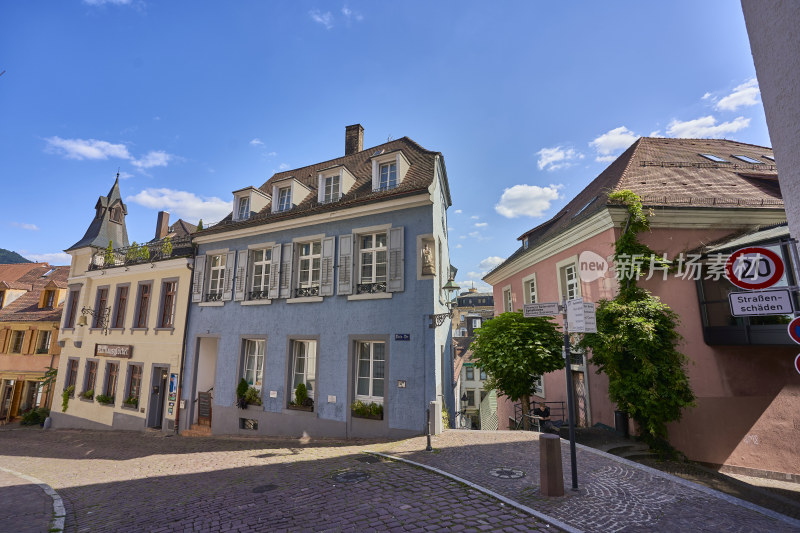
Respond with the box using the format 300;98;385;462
294;285;320;298
206;292;223;302
89;236;193;271
356;282;386;294
249;290;270;300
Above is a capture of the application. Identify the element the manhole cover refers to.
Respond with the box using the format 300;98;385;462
355;455;380;464
332;470;370;484
489;467;525;479
252;484;277;493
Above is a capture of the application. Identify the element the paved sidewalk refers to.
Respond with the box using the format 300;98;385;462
369;431;800;533
0;468;54;533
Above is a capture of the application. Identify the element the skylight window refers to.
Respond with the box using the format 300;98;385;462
732;155;764;164
573;196;598;218
372;149;385;157
699;153;728;163
763;154;775;161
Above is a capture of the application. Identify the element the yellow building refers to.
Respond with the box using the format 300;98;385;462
51;178;195;432
0;263;69;422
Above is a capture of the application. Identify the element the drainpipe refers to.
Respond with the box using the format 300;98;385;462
173;245;195;434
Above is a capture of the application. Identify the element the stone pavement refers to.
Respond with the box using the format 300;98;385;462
0;427;550;532
369;430;800;533
0;468;54;533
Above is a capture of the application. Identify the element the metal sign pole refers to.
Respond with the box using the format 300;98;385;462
562;299;579;491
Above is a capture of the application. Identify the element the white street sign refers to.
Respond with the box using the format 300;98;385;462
728;289;794;316
566;298;597;333
523;302;560;317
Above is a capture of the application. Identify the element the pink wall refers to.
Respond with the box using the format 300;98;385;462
490;224;800;476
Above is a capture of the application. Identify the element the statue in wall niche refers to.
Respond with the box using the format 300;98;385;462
421;243;435;276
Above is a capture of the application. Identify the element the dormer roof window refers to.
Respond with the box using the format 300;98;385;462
317;165;356;204
232;186;270;222
371;150;411;192
271;177;312;213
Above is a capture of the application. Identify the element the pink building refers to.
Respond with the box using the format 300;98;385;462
484;138;799;479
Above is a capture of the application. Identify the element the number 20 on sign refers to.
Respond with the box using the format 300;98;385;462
724;247;784;290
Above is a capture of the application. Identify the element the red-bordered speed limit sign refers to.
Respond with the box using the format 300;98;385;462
724;247;784;290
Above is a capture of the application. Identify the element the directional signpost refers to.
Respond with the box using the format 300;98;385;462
523;297;597;491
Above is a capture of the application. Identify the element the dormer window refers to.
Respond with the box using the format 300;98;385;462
371;150;410;192
109;205;123;223
237;197;250;220
323;175;340;203
45;290;55;308
379;163;397;190
277;187;291;212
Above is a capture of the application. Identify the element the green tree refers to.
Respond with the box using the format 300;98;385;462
470;312;563;429
196;219;203;231
104;241;114;266
580;190;694;452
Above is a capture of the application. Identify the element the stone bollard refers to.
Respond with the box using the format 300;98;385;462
539;433;564;497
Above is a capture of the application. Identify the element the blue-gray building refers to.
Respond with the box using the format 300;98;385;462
181;125;455;438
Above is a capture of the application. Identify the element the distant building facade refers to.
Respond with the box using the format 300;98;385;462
181;125;455;439
52;179;195;432
485;138;799;478
0;263;69;421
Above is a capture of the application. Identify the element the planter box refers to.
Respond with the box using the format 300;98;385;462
79;396;94;403
351;411;383;421
97;401;115;407
121;403;139;411
287;404;313;412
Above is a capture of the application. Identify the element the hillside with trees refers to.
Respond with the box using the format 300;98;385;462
0;248;32;264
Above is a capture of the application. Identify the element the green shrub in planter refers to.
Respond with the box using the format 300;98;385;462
351;400;382;418
82;389;94;400
123;396;139;408
62;385;74;412
236;378;249;409
244;387;262;406
96;394;114;405
21;408;50;426
294;383;308;405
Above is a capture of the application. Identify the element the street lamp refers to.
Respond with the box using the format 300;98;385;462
460;392;468;411
76;306;111;335
428;277;461;328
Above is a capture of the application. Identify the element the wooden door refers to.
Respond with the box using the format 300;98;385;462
198;391;212;426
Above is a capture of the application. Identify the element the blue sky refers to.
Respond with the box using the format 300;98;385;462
0;1;769;291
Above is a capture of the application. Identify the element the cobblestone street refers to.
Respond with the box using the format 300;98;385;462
2;427;799;532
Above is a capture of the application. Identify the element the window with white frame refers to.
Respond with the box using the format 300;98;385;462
358;232;387;293
524;276;537;304
503;288;512;312
242;339;265;390
237;196;250;220
459;327;467;337
561;264;579;300
378;162;397;190
290;340;317;399
250;248;271;300
276;186;291;212
472;318;481;329
356;341;385;402
323;175;340;203
207;254;226;301
466;367;474;381
296;241;321;297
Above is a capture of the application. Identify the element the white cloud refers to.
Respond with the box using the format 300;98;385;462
44;136;131;160
309;10;334;29
131;150;171;169
470;215;480;220
495;184;562;218
118;171;134;180
589;126;638;162
478;256;505;271
536;146;583;171
474;222;488;228
457;279;493;293
127;188;231;223
342;5;363;22
279;163;290;170
455;244;462;249
83;0;132;5
266;151;277;157
454;209;463;214
666;115;750;138
649;130;663;138
22;251;71;264
702;92;713;101
468;231;481;238
250;138;264;146
716;78;760;112
12;222;39;231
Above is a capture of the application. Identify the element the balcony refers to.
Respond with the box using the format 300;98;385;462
248;290;270;300
89;236;193;271
294;285;320;298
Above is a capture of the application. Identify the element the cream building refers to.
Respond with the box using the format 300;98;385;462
51;178;195;432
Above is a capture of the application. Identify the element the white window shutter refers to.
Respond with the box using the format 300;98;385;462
222;251;235;301
338;234;353;295
387;226;404;293
279;243;294;299
320;236;335;296
268;244;282;299
192;255;206;303
317;174;324;203
234;250;249;301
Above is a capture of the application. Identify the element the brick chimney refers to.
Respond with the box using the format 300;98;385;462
155;211;170;240
345;124;364;155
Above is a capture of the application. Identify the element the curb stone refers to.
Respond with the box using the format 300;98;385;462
0;466;66;532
